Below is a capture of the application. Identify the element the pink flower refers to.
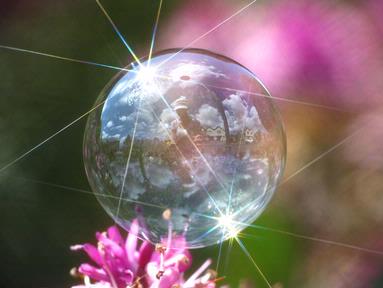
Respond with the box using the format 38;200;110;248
367;0;383;38
71;221;217;288
159;0;383;111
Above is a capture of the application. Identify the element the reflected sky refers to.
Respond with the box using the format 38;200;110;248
84;49;286;248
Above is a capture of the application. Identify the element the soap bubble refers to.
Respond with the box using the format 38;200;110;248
84;48;286;248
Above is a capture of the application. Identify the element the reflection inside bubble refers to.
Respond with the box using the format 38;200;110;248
84;49;286;248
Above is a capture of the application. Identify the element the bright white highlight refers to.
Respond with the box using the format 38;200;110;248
134;65;161;96
218;214;239;238
136;66;158;85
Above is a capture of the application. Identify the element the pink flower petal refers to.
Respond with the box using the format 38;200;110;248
156;267;181;288
119;269;134;284
137;241;154;275
164;252;192;273
84;244;104;266
98;233;126;260
107;226;124;245
78;263;108;282
125;219;139;270
72;224;213;288
70;244;103;266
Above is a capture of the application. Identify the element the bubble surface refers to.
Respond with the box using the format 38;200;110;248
84;49;286;248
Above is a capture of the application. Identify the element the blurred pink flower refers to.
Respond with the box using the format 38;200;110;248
71;220;216;288
367;0;383;38
159;0;383;110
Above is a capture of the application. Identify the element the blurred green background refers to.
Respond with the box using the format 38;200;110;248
0;0;382;287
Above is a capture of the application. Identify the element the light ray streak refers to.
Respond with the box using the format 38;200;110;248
232;124;367;218
183;259;212;288
227;89;250;214
196;212;383;257
147;0;164;65
227;198;263;226
192;224;220;244
11;176;166;209
237;232;263;241
223;237;234;273
116;96;142;219
176;81;232;195
95;0;142;66
205;84;352;113
283;127;364;184
194;212;217;221
216;231;226;272
150;108;224;216
0;100;105;174
242;223;383;256
217;92;249;272
235;237;272;288
0;44;131;72
0;44;351;115
227;215;383;256
157;0;258;68
0;43;353;114
156;93;229;194
190;212;239;244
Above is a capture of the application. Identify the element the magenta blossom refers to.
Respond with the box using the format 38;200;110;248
71;220;217;288
159;0;383;111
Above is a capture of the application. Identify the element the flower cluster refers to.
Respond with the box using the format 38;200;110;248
71;220;217;288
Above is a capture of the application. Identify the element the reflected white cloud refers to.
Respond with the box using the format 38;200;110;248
223;93;265;133
84;49;285;248
169;62;228;88
196;104;223;128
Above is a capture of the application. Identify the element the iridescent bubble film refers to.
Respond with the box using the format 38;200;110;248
84;49;286;248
